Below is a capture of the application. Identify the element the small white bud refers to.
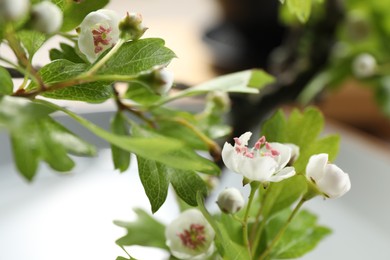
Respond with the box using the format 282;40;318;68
0;0;29;21
137;66;174;95
31;1;63;34
119;12;148;40
217;187;245;214
352;53;377;78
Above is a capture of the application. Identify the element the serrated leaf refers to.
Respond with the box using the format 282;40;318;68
287;0;312;23
98;38;176;76
39;100;221;175
137;157;170;213
61;0;109;32
0;66;13;95
17;30;46;60
267;210;332;258
261;107;340;173
111;112;131;172
49;43;85;63
260;175;307;219
168;168;208;207
33;59;112;102
114;208;168;250
1;96;96;180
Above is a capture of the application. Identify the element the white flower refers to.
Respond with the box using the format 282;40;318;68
0;0;29;21
352;53;377;78
306;153;351;199
155;67;174;95
165;209;215;260
217;187;245;214
31;1;63;34
78;9;120;63
222;132;295;183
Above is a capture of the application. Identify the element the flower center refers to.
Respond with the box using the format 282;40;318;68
92;25;113;54
178;224;206;250
234;135;280;159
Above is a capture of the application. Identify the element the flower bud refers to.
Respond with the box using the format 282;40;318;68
217;187;245;214
0;0;29;22
119;12;148;40
165;209;215;259
137;66;174;95
305;153;351;199
352;53;377;78
31;1;63;34
206;91;231;113
78;9;120;63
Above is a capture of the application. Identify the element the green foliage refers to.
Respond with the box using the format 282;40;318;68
376;76;390;116
260;175;307;219
267;210;332;258
61;0;110;32
137;156;208;213
0;66;13;95
49;43;85;63
97;38;176;76
286;0;312;23
32;59;113;102
110;112;131;172
124;81;162;105
261;107;340;173
115;208;169;250
17;30;46;60
40;100;220;175
0;96;96;180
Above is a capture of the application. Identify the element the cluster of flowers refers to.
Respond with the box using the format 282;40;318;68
165;132;351;259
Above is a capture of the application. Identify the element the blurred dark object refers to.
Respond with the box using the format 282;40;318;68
205;0;345;136
204;0;286;71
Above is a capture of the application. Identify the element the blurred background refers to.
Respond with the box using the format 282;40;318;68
1;0;390;259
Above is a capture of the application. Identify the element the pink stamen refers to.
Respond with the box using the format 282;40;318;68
245;152;254;158
178;224;206;250
233;137;241;146
265;142;272;151
271;149;280;156
92;25;113;54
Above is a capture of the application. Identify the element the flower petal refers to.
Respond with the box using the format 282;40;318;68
238;132;252;146
268;166;296;182
306;153;328;182
221;142;240;173
239;156;277;182
317;164;351;198
269;142;292;170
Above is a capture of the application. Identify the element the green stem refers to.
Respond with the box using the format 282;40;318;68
84;38;125;76
242;182;259;257
258;198;306;260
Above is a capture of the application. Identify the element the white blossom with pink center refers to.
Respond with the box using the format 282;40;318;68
222;132;296;183
78;9;120;63
165;209;215;259
306;153;351;199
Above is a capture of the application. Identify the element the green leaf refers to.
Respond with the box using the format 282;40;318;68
287;0;312;23
38;100;221;175
267;210;332;258
174;69;274;98
49;43;85;63
168;168;208;207
261;175;307;219
114;208;169;250
33;59;112;102
261;107;340;173
98;38;176;76
137;157;170;213
0;96;96;180
111;112;131;172
61;0;110;32
17;30;46;60
125;81;162;105
0;66;13;95
376;76;390;117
